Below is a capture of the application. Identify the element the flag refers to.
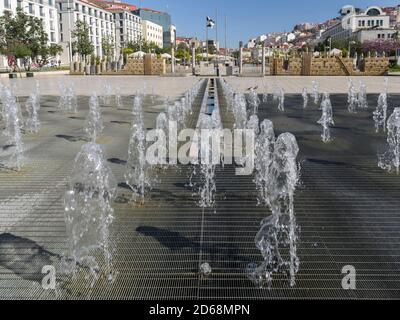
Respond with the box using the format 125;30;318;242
207;16;215;28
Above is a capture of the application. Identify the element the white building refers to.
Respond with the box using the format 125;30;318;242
0;0;59;69
57;0;116;64
110;8;141;52
320;5;397;42
142;19;163;48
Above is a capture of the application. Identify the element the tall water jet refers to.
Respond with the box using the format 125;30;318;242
84;93;103;142
155;112;168;166
357;81;368;109
347;79;358;113
198;114;216;208
232;93;248;129
254;119;275;206
58;82;78;113
378;108;400;174
247;88;260;116
273;87;285;112
0;87;24;170
25;92;41;133
373;93;388;133
302;88;308;109
318;93;334;143
246;115;260;136
100;82;113;106
64;142;117;285
311;80;320;105
247;133;300;288
125;95;152;202
114;86;122;109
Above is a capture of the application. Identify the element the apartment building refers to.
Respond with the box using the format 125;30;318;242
142;19;163;48
57;0;116;63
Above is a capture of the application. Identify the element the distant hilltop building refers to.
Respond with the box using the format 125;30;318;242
244;3;400;55
319;5;399;43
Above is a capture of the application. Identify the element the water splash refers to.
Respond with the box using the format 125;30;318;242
347;79;358;113
198;114;216;208
0;86;24;170
273;87;285;112
378;108;400;174
318;93;334;143
233;93;248;129
302;88;308;109
248;133;300;288
247;115;260;136
357;81;368;109
247;88;260;116
125;95;152;202
254;119;275;206
63;142;116;285
84;93;103;142
155;112;168;166
115;86;123;109
25;92;41;133
100;82;113;106
311;80;320;105
373;93;388;133
58;82;78;113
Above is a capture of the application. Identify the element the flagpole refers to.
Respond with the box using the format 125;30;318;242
206;22;208;63
216;8;218;69
225;15;227;65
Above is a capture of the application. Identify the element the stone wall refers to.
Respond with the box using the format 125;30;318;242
270;54;389;76
70;55;166;76
122;58;145;75
271;57;302;75
360;57;389;76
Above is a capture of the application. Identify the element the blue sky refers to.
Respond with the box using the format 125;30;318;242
131;0;398;47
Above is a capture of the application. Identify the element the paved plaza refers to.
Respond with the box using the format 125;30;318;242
1;76;400;299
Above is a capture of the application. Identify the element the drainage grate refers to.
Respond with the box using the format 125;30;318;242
1;82;400;299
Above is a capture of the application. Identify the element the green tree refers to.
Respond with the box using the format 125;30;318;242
0;8;56;71
72;20;94;56
37;43;63;67
102;34;115;59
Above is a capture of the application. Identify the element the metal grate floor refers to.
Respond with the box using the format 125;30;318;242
1;84;400;300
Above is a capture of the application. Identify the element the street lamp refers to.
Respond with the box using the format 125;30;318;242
66;0;73;65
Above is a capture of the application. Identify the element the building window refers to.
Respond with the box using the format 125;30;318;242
380;20;383;26
48;0;53;6
50;32;55;42
28;3;34;14
49;9;54;19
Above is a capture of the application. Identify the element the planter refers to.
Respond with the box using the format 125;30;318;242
85;65;91;75
26;72;34;78
90;65;96;75
9;73;17;79
96;64;101;74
